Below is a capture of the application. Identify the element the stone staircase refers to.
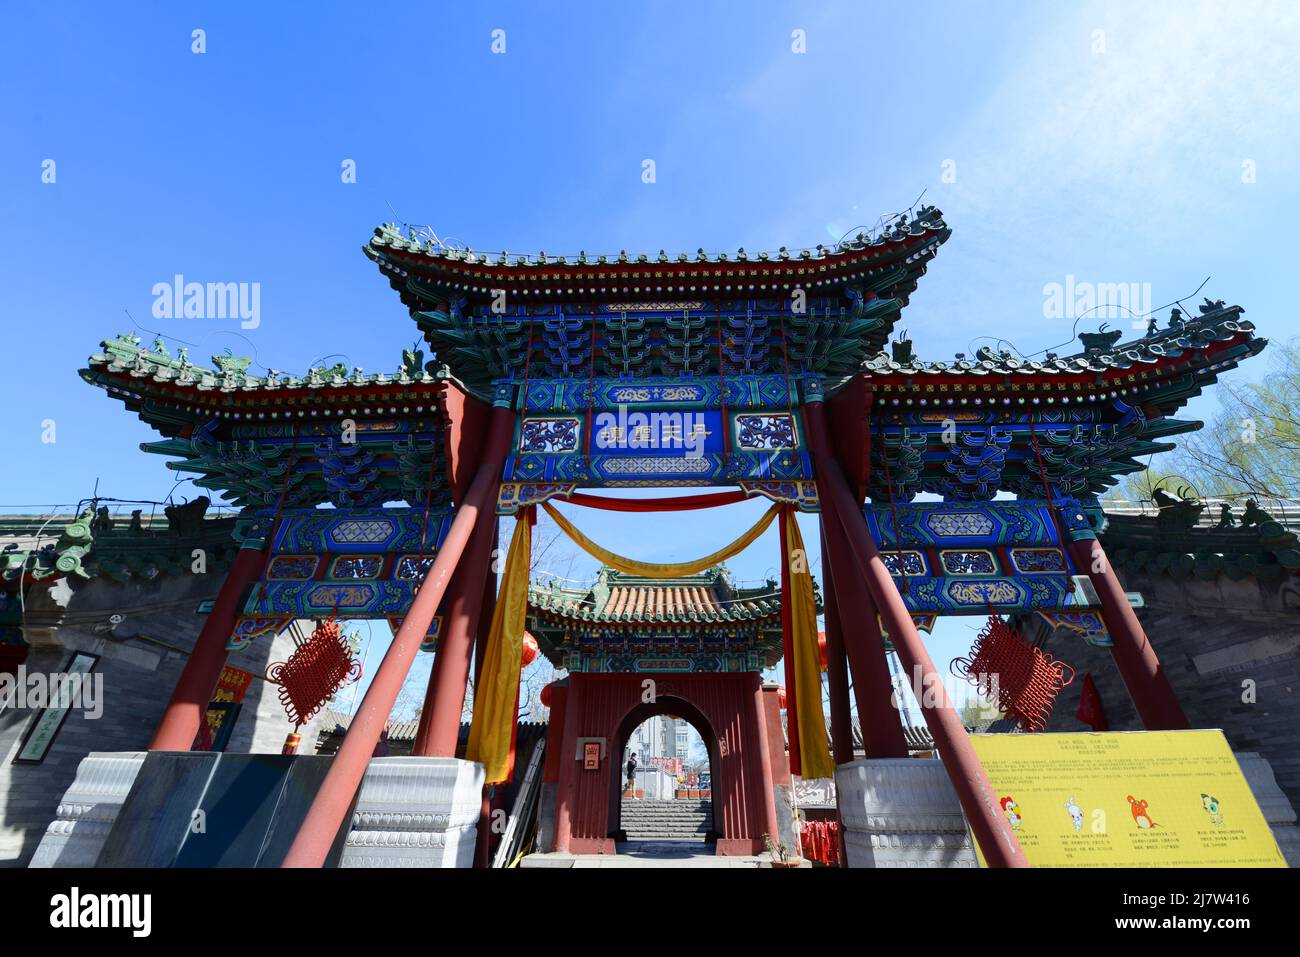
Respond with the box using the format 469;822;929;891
620;799;713;841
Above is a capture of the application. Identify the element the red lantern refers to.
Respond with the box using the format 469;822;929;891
817;630;828;671
777;687;787;710
540;681;556;708
521;631;538;668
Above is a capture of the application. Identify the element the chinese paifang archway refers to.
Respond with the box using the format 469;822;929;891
82;206;1267;866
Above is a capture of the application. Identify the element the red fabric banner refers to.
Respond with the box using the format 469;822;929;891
558;490;751;512
799;819;841;866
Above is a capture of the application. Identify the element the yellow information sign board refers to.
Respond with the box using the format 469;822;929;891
967;730;1286;867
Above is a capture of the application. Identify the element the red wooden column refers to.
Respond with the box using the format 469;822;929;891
820;505;909;758
552;675;584;854
776;507;802;772
473;519;499;687
804;396;1027;868
282;405;516;868
818;525;855;765
749;673;783;844
149;542;268;751
1067;535;1189;730
411;510;498;756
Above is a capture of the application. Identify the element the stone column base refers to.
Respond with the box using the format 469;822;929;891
28;752;147;868
835;758;977;868
340;756;485;868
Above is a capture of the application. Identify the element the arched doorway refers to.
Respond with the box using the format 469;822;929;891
608;697;719;848
550;671;775;856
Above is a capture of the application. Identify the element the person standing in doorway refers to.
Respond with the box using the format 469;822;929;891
626;751;638;798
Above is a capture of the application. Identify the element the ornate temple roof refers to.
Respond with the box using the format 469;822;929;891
82;221;1268;510
367;209;948;301
847;299;1267;501
82;333;459;417
528;567;782;625
366;207;951;397
526;566;790;671
864;300;1262;409
80;334;457;510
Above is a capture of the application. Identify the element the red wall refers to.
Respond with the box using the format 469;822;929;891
555;671;774;856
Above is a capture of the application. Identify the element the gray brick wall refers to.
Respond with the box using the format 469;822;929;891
1027;566;1300;811
1;570;325;867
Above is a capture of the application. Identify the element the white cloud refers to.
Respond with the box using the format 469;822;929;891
948;0;1300;228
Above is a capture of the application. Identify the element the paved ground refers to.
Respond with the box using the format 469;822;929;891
521;839;784;868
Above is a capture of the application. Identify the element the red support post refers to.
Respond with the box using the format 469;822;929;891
820;505;909;758
411;510;498;757
1068;536;1189;730
552;675;584;854
804;397;1028;868
777;507;801;775
149;543;268;751
818;525;855;765
473;520;499;687
281;405;516;868
750;673;783;844
472;538;499;864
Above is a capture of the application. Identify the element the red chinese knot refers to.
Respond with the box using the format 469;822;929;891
951;615;1074;733
267;617;362;729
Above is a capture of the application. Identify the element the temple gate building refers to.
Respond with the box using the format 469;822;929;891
9;205;1296;868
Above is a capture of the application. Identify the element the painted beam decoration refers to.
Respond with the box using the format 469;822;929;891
864;499;1101;616
229;507;453;650
505;374;811;487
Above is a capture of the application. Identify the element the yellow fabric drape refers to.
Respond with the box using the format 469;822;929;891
541;501;780;579
783;509;835;780
465;514;532;784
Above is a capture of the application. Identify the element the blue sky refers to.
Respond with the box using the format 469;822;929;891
4;2;1298;714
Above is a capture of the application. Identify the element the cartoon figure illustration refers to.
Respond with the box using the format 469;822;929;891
1201;793;1224;826
1064;796;1084;833
1127;795;1158;829
1000;796;1022;830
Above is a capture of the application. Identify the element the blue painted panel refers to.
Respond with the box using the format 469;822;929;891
864;499;1100;615
865;499;1086;549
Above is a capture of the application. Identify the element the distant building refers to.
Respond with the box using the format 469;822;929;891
626;714;689;775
